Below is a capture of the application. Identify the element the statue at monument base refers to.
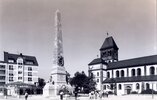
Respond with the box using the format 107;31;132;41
43;80;74;97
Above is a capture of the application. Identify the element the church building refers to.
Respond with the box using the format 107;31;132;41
88;36;157;95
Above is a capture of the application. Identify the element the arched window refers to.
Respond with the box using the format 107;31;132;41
150;67;155;75
121;70;125;77
131;69;136;76
116;70;119;78
118;84;122;90
108;50;112;56
91;73;93;77
137;68;141;76
97;72;99;76
103;85;106;90
107;72;110;78
136;83;140;89
146;83;150;90
97;79;99;82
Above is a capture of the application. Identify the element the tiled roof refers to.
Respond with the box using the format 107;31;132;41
88;58;107;65
100;36;118;50
4;52;38;66
103;75;157;83
107;55;157;70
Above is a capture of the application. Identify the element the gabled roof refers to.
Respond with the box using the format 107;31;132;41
100;36;118;50
107;55;157;70
88;58;107;65
4;52;38;66
103;75;157;83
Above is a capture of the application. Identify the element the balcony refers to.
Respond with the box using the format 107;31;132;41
0;79;5;82
0;68;5;70
0;74;5;76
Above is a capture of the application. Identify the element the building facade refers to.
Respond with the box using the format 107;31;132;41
88;36;157;95
0;52;38;86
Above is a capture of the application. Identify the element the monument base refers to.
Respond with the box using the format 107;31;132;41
43;82;57;97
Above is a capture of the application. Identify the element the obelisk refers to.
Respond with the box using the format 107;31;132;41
51;9;66;85
43;10;67;97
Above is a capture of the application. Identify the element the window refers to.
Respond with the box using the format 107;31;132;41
110;84;114;90
136;83;140;89
0;65;5;69
28;77;32;81
103;85;106;90
28;72;32;76
8;59;14;63
0;76;5;80
9;65;13;70
97;79;99;82
28;67;32;71
9;73;13;76
137;68;141;76
131;69;136;76
107;72;110;78
18;63;23;65
108;50;112;56
26;61;34;65
116;70;119;77
146;83;150;89
118;84;122;90
91;73;94;77
18;66;22;69
97;72;99;76
150;67;155;75
18;71;22;74
18;77;22;80
9;77;13;81
121;70;124;77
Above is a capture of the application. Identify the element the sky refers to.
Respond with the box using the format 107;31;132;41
0;0;156;80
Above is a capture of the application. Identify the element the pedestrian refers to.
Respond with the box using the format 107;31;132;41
95;91;98;99
106;91;108;98
91;91;94;99
25;92;28;100
60;91;64;100
74;91;78;100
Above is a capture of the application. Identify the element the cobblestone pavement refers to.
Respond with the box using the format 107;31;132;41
0;94;157;100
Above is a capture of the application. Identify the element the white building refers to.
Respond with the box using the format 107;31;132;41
0;52;38;86
88;36;157;95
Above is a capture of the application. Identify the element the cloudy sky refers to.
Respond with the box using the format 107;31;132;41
0;0;156;80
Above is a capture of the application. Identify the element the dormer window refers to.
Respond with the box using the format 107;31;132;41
17;57;23;65
8;59;14;63
26;61;34;65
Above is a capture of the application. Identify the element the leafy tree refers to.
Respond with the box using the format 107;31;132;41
70;71;96;93
38;78;46;88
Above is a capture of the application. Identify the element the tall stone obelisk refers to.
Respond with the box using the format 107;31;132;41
43;10;67;97
51;9;66;85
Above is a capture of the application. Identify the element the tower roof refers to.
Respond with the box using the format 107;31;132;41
100;36;118;50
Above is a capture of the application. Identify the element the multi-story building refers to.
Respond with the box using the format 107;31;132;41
88;36;157;95
0;52;38;86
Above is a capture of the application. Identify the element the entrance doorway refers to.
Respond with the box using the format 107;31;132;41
124;85;132;94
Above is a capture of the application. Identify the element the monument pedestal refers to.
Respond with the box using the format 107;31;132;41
43;66;67;97
43;83;57;97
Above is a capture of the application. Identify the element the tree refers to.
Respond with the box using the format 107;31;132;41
70;71;96;93
38;78;46;88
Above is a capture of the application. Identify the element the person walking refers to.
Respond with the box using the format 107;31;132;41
74;91;78;100
60;91;64;100
25;92;28;100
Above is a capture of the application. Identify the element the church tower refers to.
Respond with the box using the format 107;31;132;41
100;36;119;63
